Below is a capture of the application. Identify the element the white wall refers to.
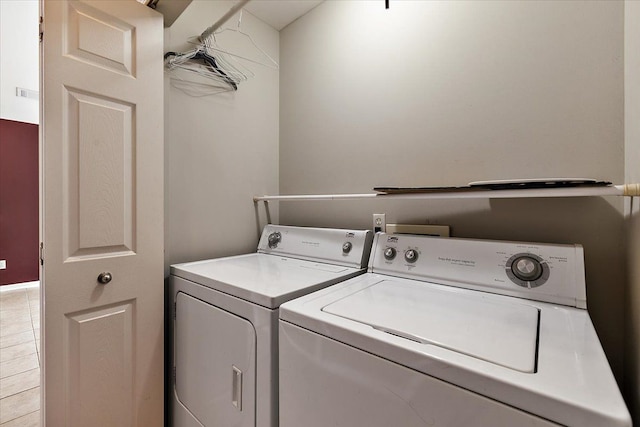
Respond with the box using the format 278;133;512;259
0;0;39;124
625;1;640;423
280;0;627;386
164;1;279;273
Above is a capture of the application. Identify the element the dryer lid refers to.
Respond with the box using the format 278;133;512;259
322;279;540;373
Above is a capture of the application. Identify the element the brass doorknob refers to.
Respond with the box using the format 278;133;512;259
97;272;112;284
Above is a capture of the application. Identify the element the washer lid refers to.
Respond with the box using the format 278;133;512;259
322;279;540;373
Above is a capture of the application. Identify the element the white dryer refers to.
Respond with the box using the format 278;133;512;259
279;233;632;427
169;225;372;427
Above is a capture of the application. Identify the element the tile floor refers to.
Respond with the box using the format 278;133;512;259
0;284;41;426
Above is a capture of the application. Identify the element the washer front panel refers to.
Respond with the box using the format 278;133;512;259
279;322;559;427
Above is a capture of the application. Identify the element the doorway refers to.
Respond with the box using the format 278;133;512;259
0;0;41;425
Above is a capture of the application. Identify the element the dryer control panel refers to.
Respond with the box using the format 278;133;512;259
369;233;586;308
258;225;373;269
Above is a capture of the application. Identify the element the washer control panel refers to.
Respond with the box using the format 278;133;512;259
370;233;586;308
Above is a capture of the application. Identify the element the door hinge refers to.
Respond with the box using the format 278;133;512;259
172;366;176;384
173;301;176;319
39;16;43;43
39;242;44;265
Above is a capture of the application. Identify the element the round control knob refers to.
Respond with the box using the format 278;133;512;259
404;249;418;263
267;232;281;248
511;256;543;282
383;247;396;260
342;242;353;254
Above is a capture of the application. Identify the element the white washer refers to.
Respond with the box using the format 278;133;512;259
169;225;372;427
279;233;632;427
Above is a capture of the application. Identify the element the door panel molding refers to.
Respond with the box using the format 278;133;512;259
64;300;135;426
64;0;135;77
62;86;136;261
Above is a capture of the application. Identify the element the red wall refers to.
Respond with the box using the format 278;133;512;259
0;119;39;286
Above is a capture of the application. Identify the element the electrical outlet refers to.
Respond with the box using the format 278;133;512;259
373;214;386;233
0;260;6;270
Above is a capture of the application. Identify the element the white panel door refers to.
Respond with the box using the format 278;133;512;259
41;1;164;425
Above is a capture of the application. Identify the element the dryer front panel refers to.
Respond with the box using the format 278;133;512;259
175;292;256;427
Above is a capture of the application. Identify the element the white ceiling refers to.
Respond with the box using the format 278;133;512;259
244;0;323;31
156;0;323;30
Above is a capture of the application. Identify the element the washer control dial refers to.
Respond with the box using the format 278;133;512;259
505;253;550;288
512;256;543;281
267;232;282;248
383;247;397;260
342;242;353;254
404;249;419;263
